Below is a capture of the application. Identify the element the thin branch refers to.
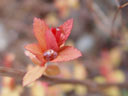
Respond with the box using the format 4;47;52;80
0;67;128;92
111;2;128;33
0;67;24;79
85;0;111;33
0;67;98;91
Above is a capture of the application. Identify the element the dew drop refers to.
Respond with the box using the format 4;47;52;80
43;49;58;61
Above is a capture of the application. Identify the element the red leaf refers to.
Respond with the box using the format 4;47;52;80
25;51;45;65
33;18;49;51
25;43;42;56
45;30;59;51
24;43;46;63
51;46;82;62
23;65;46;86
59;18;73;45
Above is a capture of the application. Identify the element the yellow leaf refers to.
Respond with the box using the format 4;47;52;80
45;13;58;26
1;86;23;96
23;65;46;86
59;84;74;92
108;70;125;83
110;48;121;67
104;86;121;96
73;63;86;80
45;65;60;76
31;82;46;96
94;76;106;84
75;85;87;95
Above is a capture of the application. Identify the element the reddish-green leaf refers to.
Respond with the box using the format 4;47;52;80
51;46;82;62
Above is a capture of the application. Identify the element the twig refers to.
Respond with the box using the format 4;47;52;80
85;0;111;33
0;67;24;79
111;2;128;33
0;67;99;91
0;67;128;92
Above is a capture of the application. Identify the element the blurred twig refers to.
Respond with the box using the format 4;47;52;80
85;0;111;33
0;67;99;92
111;2;128;33
0;66;128;92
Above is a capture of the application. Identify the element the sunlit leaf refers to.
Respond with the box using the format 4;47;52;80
23;65;46;86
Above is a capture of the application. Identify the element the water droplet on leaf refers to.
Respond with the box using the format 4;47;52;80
43;49;58;61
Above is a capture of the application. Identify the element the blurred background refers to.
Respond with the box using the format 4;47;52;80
0;0;128;96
